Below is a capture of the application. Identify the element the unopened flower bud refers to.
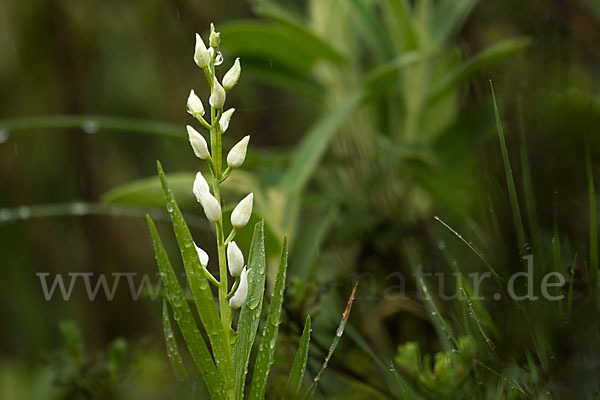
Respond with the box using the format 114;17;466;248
199;191;221;222
187;125;210;159
194;243;209;266
187;90;205;117
209;78;226;109
219;108;235;133
229;267;248;309
231;193;253;228
192;171;210;202
227;135;249;168
222;58;241;91
194;33;210;68
227;241;244;277
209;23;220;48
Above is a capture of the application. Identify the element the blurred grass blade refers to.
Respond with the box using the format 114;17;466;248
586;144;598;287
291;207;338;279
430;0;478;45
102;170;259;209
249;236;289;399
250;0;345;64
518;99;541;258
146;215;225;398
0;201;208;230
162;301;189;382
490;82;527;253
286;315;311;396
157;161;235;394
220;22;340;74
383;0;418;50
279;89;366;195
459;287;496;352
0;115;183;138
427;37;531;105
232;221;267;399
303;282;358;400
347;0;394;60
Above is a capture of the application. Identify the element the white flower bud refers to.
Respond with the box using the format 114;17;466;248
209;78;226;109
186;125;210;159
194;243;209;266
229;267;248;309
231;193;253;228
227;241;244;277
219;108;235;133
209;23;220;48
194;33;210;68
192;171;210;202
222;58;241;91
199;191;221;222
227;135;249;168
187;90;205;117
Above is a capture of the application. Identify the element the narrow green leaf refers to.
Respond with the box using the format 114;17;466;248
0;114;183;138
286;315;311;396
232;221;267;399
416;276;458;349
430;0;478;45
220;21;339;74
427;37;531;105
490;82;527;253
279;89;366;195
249;236;289;399
303;282;358;399
250;1;345;64
146;215;224;398
586;145;598;287
291;207;338;279
156;162;235;396
383;0;418;50
162;301;189;382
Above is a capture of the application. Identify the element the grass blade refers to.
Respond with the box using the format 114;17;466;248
146;215;224;398
586;144;598;288
232;221;267;399
490;82;527;253
303;282;358;400
162;301;189;382
427;37;531;106
279;89;366;196
156;161;234;396
434;216;500;279
286;315;311;396
430;0;478;45
249;236;289;399
0;114;183;138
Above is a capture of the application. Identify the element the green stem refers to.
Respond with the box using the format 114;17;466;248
201;265;220;286
226;276;241;300
224;227;237;245
208;55;231;346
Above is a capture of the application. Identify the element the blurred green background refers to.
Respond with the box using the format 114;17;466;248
1;0;600;398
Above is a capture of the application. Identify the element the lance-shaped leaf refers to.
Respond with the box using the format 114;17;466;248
232;221;266;399
146;215;224;398
285;315;311;396
249;236;289;399
156;161;235;394
162;300;189;382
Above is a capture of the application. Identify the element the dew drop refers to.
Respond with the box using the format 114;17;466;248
431;311;437;316
18;206;31;219
0;129;9;144
82;120;100;134
0;209;10;221
215;51;224;66
71;203;87;215
166;202;174;212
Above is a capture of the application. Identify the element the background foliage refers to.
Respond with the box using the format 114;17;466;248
1;0;600;398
